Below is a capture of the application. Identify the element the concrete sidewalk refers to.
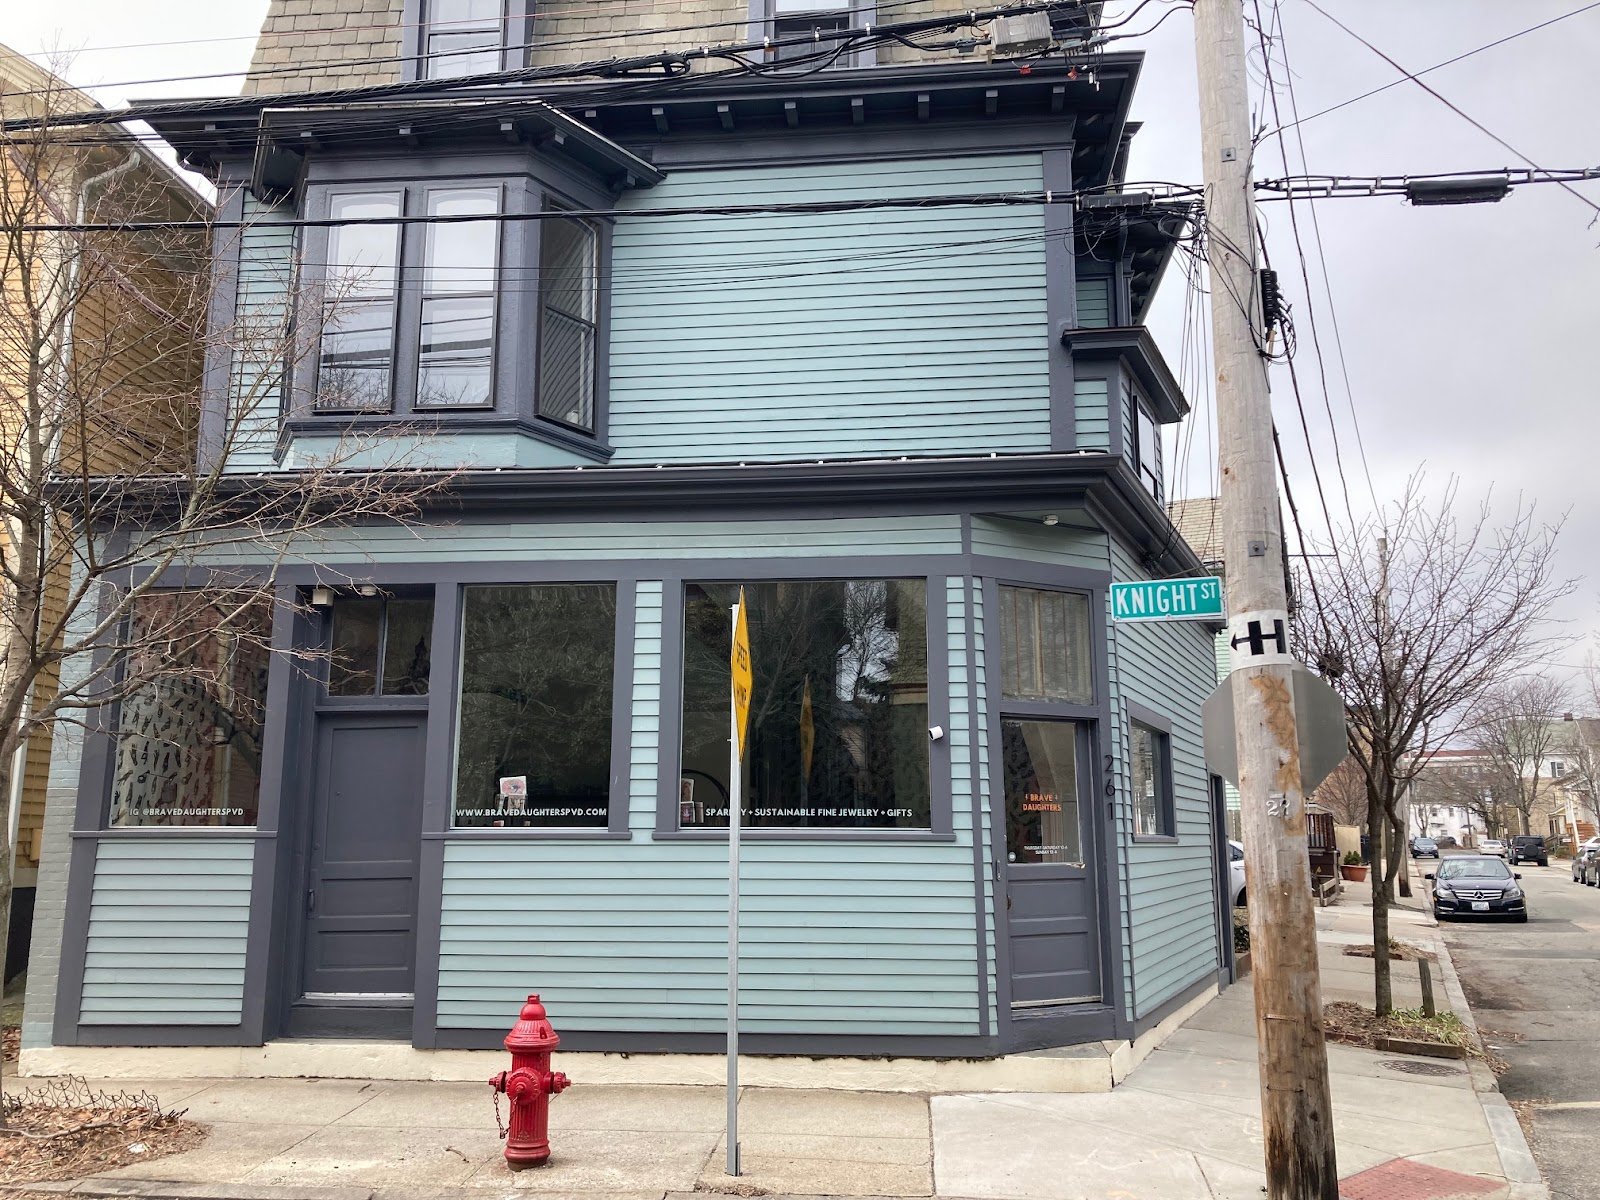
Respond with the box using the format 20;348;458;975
13;882;1545;1200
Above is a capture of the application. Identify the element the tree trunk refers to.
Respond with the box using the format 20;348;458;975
1366;778;1392;1015
1388;806;1411;898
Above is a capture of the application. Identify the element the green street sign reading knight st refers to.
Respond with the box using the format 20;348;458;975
1110;577;1225;623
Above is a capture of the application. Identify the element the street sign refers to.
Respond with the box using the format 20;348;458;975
1203;663;1349;791
1111;576;1225;623
731;587;752;760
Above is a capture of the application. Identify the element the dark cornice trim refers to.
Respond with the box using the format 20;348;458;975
55;451;1205;579
1060;325;1189;422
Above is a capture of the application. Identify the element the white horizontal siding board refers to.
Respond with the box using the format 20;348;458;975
609;154;1049;465
79;839;253;1026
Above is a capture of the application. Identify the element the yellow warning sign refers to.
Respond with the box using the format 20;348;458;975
731;587;753;760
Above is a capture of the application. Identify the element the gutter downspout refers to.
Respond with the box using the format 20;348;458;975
6;148;141;893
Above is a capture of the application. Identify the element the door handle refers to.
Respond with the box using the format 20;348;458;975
307;888;316;913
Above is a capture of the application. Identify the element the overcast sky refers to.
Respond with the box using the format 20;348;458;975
3;0;1598;686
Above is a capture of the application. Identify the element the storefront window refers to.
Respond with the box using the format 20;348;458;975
109;592;272;828
679;579;929;830
452;584;616;828
999;585;1092;703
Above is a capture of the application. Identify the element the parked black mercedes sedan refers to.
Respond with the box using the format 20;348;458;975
1426;856;1528;923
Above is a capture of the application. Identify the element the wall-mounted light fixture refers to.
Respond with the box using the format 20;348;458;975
1043;514;1060;526
310;585;334;608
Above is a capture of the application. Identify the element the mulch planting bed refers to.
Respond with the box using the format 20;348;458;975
0;1077;206;1186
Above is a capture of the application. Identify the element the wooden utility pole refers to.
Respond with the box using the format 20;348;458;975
1192;2;1340;1197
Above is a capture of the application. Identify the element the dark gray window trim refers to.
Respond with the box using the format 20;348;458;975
1127;701;1176;842
654;569;953;840
441;577;637;838
291;155;614;456
399;0;535;84
748;0;879;69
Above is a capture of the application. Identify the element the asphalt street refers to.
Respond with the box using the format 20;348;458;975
1435;854;1600;1200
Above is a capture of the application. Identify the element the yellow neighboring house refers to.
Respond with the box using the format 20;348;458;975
0;45;210;978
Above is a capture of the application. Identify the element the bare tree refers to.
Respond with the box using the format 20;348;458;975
1294;477;1572;1015
1310;756;1367;827
1471;678;1571;837
0;65;453;1103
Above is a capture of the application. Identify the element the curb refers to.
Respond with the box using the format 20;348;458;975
1424;893;1551;1200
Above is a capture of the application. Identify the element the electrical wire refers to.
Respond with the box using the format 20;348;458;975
1252;0;1358;540
1299;0;1600;226
1259;0;1600;145
0;0;1089;126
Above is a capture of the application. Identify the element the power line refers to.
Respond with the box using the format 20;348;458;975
1259;0;1600;144
0;0;1091;126
1300;0;1600;226
1268;0;1379;513
1251;0;1361;539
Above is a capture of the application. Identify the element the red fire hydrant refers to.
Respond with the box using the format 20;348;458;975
489;994;571;1169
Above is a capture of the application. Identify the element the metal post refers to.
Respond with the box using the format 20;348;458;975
1193;2;1339;1196
726;603;741;1177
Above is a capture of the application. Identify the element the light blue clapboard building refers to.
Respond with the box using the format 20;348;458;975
25;1;1235;1063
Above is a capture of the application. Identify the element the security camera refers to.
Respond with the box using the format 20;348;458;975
929;725;945;742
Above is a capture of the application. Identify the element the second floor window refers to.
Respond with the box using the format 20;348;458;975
305;174;609;444
423;0;507;79
316;185;503;415
1134;395;1162;500
767;0;874;65
537;214;599;432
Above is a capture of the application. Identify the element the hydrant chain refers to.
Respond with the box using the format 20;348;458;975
488;994;568;1170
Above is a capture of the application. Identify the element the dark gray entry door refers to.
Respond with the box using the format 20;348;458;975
1001;718;1101;1006
302;714;426;998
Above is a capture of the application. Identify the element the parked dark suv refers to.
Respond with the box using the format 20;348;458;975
1508;835;1548;867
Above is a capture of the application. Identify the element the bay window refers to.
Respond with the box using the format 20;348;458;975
317;193;401;412
418;189;499;409
537;214;599;431
304;176;608;444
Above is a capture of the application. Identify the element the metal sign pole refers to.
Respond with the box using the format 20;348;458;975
726;601;742;1178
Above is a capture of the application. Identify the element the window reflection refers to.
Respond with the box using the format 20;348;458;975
679;579;929;829
452;584;616;827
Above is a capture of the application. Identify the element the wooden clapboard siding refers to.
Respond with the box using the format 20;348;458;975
436;573;984;1036
1075;273;1112;328
607;155;1049;463
1106;541;1220;1019
1074;378;1111;451
223;195;296;472
969;516;1110;571
195;515;964;566
78;839;253;1025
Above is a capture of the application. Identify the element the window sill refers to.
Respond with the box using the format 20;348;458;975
652;828;956;843
424;829;632;841
1130;834;1180;845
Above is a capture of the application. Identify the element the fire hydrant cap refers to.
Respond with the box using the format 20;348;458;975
504;993;560;1053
